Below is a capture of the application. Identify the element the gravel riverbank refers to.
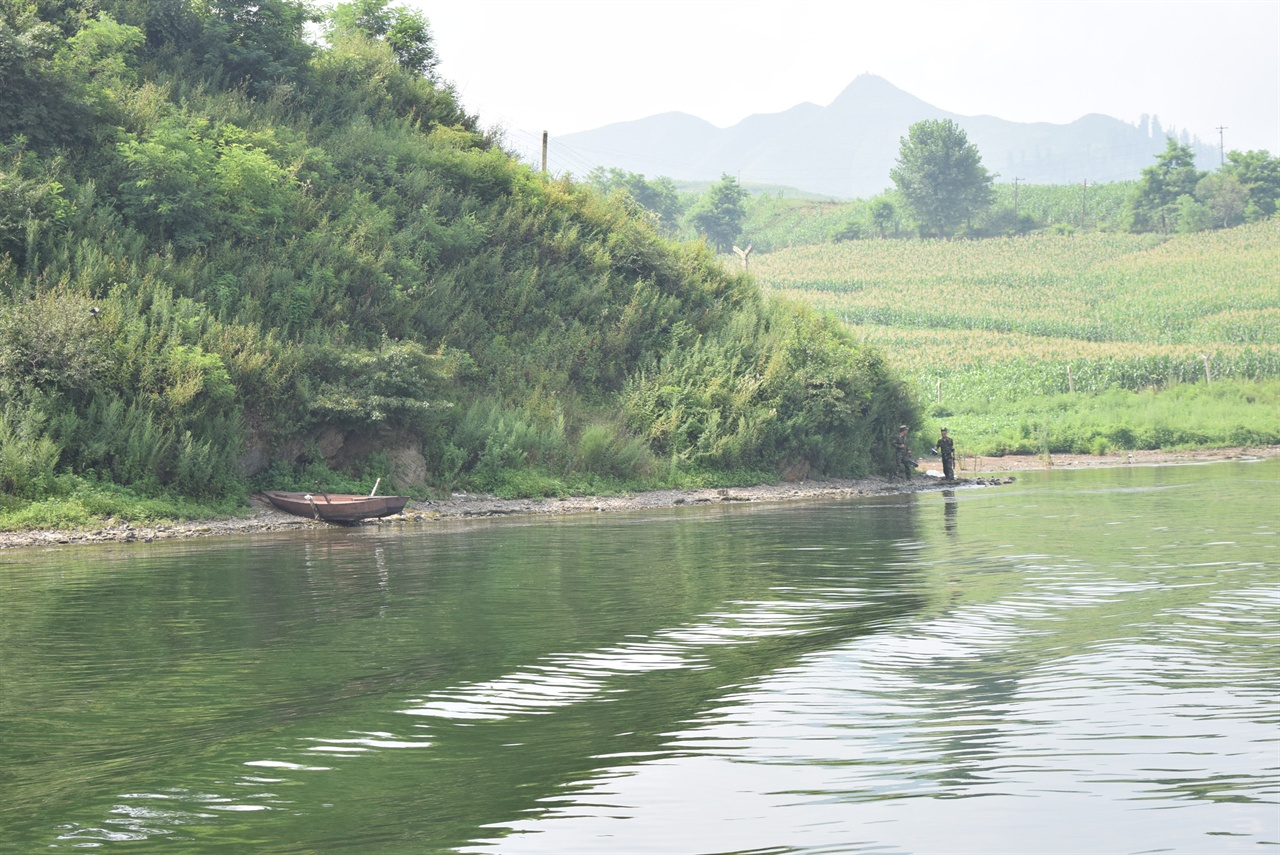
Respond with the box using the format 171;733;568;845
2;446;1274;552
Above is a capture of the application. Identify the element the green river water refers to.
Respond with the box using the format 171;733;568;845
1;459;1277;854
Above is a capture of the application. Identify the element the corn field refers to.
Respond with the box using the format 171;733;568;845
751;222;1280;406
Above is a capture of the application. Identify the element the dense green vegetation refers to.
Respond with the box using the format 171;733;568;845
0;0;914;529
752;223;1280;456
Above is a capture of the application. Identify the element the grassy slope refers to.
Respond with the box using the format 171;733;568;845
0;5;915;530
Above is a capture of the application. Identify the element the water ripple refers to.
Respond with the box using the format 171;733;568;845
400;592;870;723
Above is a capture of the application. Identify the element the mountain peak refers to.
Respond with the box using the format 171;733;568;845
839;73;900;93
828;74;934;114
557;78;1209;198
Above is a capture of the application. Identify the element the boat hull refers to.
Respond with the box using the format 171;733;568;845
263;491;409;523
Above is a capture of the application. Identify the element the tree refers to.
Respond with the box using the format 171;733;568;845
1175;193;1213;233
586;167;683;231
1221;149;1280;221
328;0;439;77
1195;172;1247;228
890;119;994;238
868;196;900;238
1127;138;1205;233
0;16;91;146
685;173;746;253
203;0;315;95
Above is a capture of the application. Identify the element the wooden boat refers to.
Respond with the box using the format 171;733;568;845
263;489;409;523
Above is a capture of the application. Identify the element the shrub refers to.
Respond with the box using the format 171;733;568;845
575;422;653;479
0;425;61;498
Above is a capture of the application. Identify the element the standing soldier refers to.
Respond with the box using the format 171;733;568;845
892;425;915;479
936;427;955;481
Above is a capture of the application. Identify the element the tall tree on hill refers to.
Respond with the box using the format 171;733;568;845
0;12;94;146
202;0;315;94
890;119;994;238
586;167;684;232
328;0;439;78
686;174;747;253
1126;138;1205;233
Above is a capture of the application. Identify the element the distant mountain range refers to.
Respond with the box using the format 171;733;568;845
547;75;1215;199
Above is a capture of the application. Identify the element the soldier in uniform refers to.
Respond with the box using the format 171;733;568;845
892;424;915;479
936;427;955;480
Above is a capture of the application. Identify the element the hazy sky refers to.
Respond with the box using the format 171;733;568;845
414;0;1279;163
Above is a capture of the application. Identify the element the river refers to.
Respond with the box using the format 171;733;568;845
1;459;1276;854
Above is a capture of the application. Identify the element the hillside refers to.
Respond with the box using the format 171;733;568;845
0;1;914;517
554;75;1216;199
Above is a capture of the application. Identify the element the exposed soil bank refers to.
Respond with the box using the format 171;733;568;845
2;447;1275;552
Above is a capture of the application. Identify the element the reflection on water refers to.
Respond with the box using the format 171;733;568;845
943;487;958;536
1;460;1277;854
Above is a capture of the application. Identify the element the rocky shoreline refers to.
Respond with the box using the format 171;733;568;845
2;447;1274;552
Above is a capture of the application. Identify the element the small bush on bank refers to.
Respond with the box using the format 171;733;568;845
0;475;243;532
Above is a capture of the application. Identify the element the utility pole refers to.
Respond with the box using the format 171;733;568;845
541;131;548;174
1013;177;1021;220
1080;179;1088;229
1216;126;1228;166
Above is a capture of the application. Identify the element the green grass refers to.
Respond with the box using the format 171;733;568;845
0;476;247;532
930;379;1280;458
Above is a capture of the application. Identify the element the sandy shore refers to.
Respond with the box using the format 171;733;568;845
2;446;1275;552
